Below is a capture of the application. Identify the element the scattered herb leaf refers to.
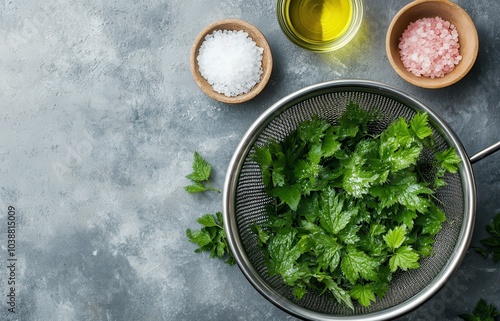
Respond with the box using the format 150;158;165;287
251;102;461;308
186;212;235;266
474;212;500;263
459;298;500;321
185;152;234;265
185;151;220;193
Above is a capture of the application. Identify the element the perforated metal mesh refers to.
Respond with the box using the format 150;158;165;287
224;81;474;320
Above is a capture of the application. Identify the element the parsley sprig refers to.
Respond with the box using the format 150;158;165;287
474;212;500;263
185;152;235;265
459;298;500;321
251;102;461;309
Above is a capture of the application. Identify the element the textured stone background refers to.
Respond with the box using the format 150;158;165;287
0;0;498;320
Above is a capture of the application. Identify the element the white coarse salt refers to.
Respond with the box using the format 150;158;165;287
197;29;264;97
398;16;462;78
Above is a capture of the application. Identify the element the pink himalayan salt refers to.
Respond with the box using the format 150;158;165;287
398;16;462;78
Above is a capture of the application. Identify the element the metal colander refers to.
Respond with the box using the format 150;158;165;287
223;80;478;321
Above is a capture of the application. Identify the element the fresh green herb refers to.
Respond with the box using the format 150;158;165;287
186;212;235;266
184;151;234;265
459;298;500;321
474;212;500;263
251;102;461;309
184;151;220;193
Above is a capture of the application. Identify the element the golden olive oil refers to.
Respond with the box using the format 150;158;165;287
285;0;353;43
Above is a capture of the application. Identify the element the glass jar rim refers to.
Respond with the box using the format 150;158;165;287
277;0;364;52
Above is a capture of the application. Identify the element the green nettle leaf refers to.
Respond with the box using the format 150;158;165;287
338;101;379;134
267;229;304;285
268;148;288;188
184;182;208;193
337;219;361;245
434;176;447;189
410;112;433;140
342;166;380;198
392;117;414;146
252;145;275;188
318;188;354;234
378;118;428;173
297;117;330;144
355;139;379;157
297;195;320;223
187;151;212;182
341;151;381;198
459;298;500;321
252;224;270;246
415;235;436;257
474;212;500;263
481;237;500;248
272;169;286;187
270;184;302;211
321;129;341;158
322;277;354;310
394;209;417;230
486;216;500;236
186;229;212;247
400;184;433;212
253;145;273;167
197;214;217;228
436;147;462;173
389;246;420;272
341;247;380;284
387;143;423;172
294;159;320;181
379;118;411;157
293;284;308;300
305;223;342;271
185;151;220;193
308;143;323;165
369;223;387;237
186;212;235;265
371;175;433;213
416;203;446;236
350;284;377;307
320;246;342;272
384;225;407;251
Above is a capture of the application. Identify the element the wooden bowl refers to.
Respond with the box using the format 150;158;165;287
190;19;273;104
386;0;479;89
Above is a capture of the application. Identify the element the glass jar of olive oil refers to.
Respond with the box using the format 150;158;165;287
277;0;363;52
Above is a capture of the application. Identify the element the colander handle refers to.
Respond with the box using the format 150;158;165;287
469;141;500;164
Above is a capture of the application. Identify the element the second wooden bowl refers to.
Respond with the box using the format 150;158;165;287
386;0;478;89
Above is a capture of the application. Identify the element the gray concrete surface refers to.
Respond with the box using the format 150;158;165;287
0;0;498;320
